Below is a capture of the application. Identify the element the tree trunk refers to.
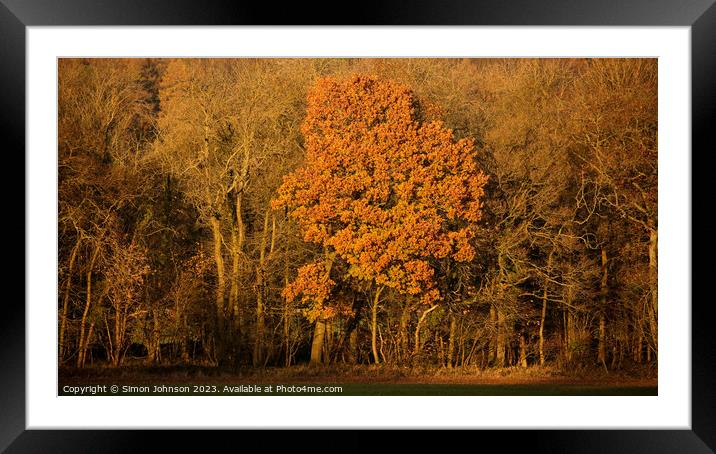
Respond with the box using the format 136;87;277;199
180;307;189;363
253;209;274;367
309;250;335;365
460;325;467;367
414;304;438;356
611;343;619;370
399;303;410;363
563;286;573;363
210;216;226;357
77;243;100;368
647;228;658;358
283;298;291;367
447;314;456;368
112;304;122;367
349;329;359;364
283;209;292;367
371;286;384;364
328;319;336;364
77;280;91;368
77;270;92;368
231;138;251;340
229;228;241;332
539;289;548;366
489;305;497;364
539;251;554;366
149;309;161;365
598;247;608;370
84;322;95;366
496;308;506;367
310;318;326;366
253;281;264;367
634;328;643;363
437;331;444;366
230;192;245;339
59;237;80;362
519;334;528;368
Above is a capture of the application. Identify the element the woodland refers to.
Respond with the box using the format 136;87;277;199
58;58;657;380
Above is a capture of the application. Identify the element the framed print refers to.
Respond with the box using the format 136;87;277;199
4;0;713;451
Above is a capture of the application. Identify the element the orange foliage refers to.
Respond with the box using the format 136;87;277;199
283;262;334;306
275;75;488;313
282;261;341;322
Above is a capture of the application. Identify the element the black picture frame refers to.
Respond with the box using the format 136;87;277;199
3;0;711;451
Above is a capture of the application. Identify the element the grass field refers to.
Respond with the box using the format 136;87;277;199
58;364;657;396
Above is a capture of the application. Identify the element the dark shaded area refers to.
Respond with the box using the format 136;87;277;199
692;2;716;451
2;0;714;25
1;2;25;454
4;430;714;454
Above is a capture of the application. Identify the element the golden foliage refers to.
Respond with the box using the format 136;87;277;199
276;75;488;313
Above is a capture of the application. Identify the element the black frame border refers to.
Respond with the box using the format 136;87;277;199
3;0;713;451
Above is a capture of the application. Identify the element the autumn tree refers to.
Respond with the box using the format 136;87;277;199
58;58;156;366
102;230;150;367
569;59;658;359
276;75;488;365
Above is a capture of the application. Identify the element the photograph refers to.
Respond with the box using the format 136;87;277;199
2;0;708;445
56;57;659;397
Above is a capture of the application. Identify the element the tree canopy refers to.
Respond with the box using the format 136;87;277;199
277;75;488;319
